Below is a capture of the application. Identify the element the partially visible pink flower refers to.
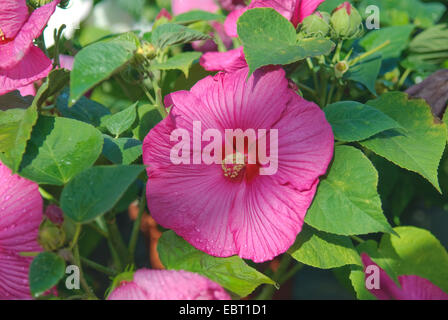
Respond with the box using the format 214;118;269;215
172;0;220;15
143;67;333;262
362;254;448;300
200;46;247;72
224;0;325;38
108;269;230;300
0;0;59;95
17;83;36;97
0;161;43;299
219;0;247;11
58;54;74;71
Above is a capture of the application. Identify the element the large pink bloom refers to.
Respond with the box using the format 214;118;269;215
143;67;333;262
0;161;43;299
0;0;59;95
201;0;325;72
362;254;448;300
108;269;230;300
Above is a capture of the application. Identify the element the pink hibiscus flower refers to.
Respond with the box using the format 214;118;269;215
201;0;325;72
0;0;59;95
172;0;220;15
362;254;448;300
142;67;333;262
0;161;43;299
108;269;230;300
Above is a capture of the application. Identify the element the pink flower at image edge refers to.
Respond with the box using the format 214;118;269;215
142;67;334;262
0;161;43;299
108;269;230;300
0;0;60;95
362;254;448;300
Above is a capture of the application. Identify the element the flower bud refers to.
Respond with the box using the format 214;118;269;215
27;0;56;8
335;60;349;78
330;2;363;40
38;219;66;251
301;12;331;38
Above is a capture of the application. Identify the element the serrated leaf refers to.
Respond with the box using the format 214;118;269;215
101;102;137;137
70;33;139;104
288;225;361;269
238;8;334;74
152;23;210;50
0;105;38;172
29;252;65;297
19;116;104;185
305;146;394;235
151;52;202;77
61;165;145;223
102;135;142;165
359;92;447;192
158;231;275;297
324;101;401;142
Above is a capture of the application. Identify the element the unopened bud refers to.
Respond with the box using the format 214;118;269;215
330;2;363;40
301;12;331;38
335;60;349;78
38;219;66;251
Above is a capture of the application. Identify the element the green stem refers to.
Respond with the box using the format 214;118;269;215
397;68;411;88
128;194;147;261
81;257;117;277
307;58;320;94
350;40;390;66
39;187;59;205
351;235;365;244
69;224;82;250
73;244;97;299
297;83;317;97
332;40;343;63
326;81;336;106
106;217;130;270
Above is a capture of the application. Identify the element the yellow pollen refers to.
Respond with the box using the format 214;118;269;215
0;28;5;41
221;153;246;179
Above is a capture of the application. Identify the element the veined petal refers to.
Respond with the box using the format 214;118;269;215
0;0;59;69
0;251;33;300
0;161;42;253
0;0;29;39
0;46;52;95
200;47;247;72
172;0;220;15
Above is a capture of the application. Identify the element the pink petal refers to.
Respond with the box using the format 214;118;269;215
200;47;247;72
143;119;239;257
231;177;319;262
109;269;230;300
224;7;247;37
218;0;247;12
296;0;326;24
0;0;29;39
0;251;33;300
249;0;296;22
17;83;36;97
189;67;289;131
58;54;74;71
0;46;52;95
0;0;59;69
172;0;220;15
0;161;43;253
362;254;448;300
271;91;334;191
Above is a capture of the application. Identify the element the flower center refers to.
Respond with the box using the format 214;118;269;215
221;152;260;182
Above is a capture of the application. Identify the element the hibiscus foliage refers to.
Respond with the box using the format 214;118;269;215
0;0;447;301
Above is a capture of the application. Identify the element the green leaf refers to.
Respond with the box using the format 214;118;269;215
305;146;393;235
359;92;447;192
345;55;382;95
152;23;210;50
61;165;145;223
238;8;334;74
0;105;38;172
0;91;33;109
132;104;163;141
378;226;448;293
56;88;111;127
173;10;225;24
151;52;202;77
102;135;142;164
288;225;361;269
324;101;401;142
101;102;137;137
158;231;275;297
70;33;138;104
19;116;103;185
359;25;415;59
35;69;70;108
29;252;66;297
